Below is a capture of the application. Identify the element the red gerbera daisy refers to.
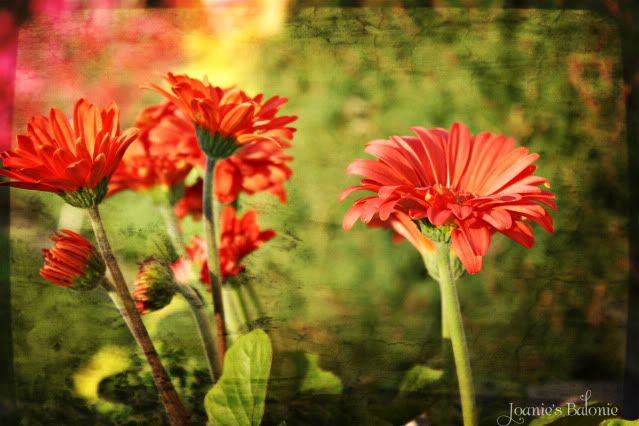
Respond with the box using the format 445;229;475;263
339;122;556;274
174;178;204;221
0;99;138;207
214;140;293;204
177;207;275;288
218;206;276;278
146;72;297;158
40;229;105;290
109;101;201;195
174;141;293;220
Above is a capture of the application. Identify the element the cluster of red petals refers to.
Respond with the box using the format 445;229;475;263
217;206;276;278
109;101;201;194
147;72;297;147
174;142;294;220
40;229;98;287
174;207;275;289
170;254;197;287
340;122;556;274
366;214;436;257
214;141;293;204
0;99;138;193
174;178;203;221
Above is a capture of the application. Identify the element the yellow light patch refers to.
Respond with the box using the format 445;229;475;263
73;345;130;403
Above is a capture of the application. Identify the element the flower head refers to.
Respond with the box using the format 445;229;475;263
146;72;297;158
133;257;177;314
109;101;200;195
40;229;105;290
0;99;138;207
340;122;556;274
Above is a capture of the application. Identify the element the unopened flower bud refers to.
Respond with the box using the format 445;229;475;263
133;257;176;314
40;230;105;290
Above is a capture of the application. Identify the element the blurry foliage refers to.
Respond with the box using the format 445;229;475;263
6;6;629;426
528;402;627;426
399;365;444;395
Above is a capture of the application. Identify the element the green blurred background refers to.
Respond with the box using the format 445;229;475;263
3;5;630;425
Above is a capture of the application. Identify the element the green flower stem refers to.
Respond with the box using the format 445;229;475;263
156;193;221;381
174;283;222;382
102;279;133;331
232;286;251;329
435;243;478;426
223;288;240;344
157;199;186;257
87;206;190;426
245;281;265;318
203;157;228;360
424;255;451;341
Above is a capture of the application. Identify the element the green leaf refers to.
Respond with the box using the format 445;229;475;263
528;402;615;426
298;352;343;395
204;329;273;426
399;365;444;395
600;420;639;426
269;351;343;399
528;405;580;426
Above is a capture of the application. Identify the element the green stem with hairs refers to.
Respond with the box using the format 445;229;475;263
223;288;240;344
232;286;251;329
203;157;227;360
425;257;450;341
434;242;477;426
87;206;190;426
102;280;133;331
245;281;266;318
155;195;221;381
174;284;222;381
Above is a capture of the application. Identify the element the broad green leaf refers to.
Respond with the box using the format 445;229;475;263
528;402;615;426
205;329;272;426
270;351;343;398
298;352;343;395
600;420;639;426
399;365;444;395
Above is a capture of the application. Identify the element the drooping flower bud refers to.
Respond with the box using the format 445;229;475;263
40;230;105;290
132;257;177;314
